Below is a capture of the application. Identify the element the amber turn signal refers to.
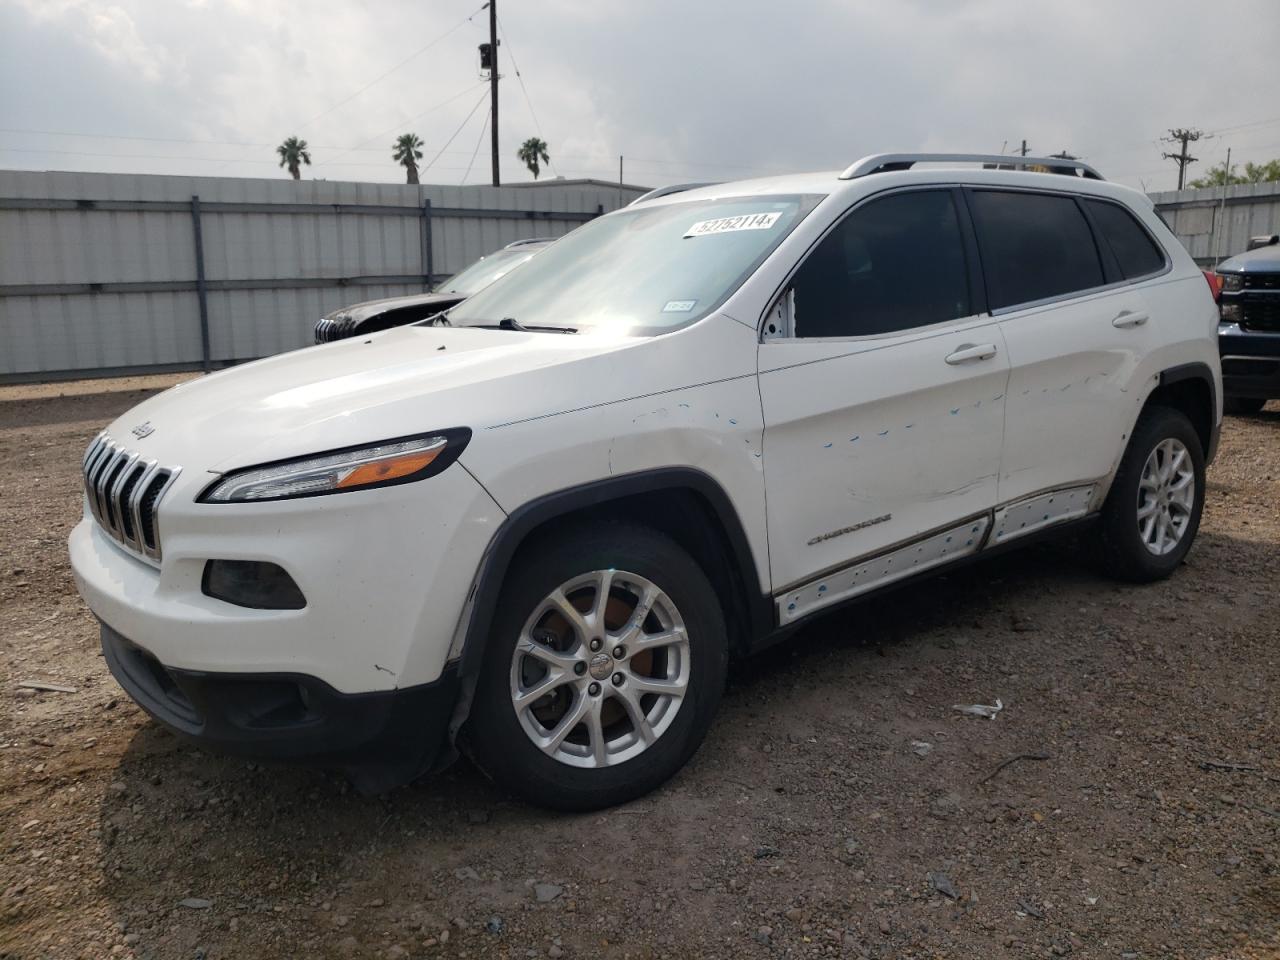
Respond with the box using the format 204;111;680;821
336;449;441;489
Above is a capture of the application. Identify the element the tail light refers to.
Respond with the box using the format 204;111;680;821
1203;270;1223;303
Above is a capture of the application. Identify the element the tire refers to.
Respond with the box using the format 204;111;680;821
1224;396;1266;416
464;522;728;811
1092;406;1205;583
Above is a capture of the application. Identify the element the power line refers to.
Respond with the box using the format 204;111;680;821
422;89;491;176
313;82;488;168
213;6;487;172
494;11;555;177
462;111;489;184
292;4;488;135
0;125;482;157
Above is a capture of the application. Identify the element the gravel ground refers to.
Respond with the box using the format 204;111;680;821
1;376;1277;960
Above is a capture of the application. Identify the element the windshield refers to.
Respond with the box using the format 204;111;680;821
438;247;543;295
446;195;821;334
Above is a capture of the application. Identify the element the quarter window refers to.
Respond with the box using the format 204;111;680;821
790;190;970;338
1083;199;1166;279
968;190;1105;310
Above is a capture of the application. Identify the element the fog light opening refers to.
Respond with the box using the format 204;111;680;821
202;560;306;610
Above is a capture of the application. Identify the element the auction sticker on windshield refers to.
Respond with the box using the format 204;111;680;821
684;212;782;238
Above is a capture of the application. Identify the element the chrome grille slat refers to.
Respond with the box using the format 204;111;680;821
127;461;160;552
87;441;118;525
81;433;181;564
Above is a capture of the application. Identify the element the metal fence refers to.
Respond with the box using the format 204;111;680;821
0;171;646;382
1152;180;1280;268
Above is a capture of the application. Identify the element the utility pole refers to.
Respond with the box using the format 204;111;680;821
488;0;500;186
1162;128;1203;191
1019;139;1029;157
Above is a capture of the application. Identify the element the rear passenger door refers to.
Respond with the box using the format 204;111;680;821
759;188;1009;621
968;188;1161;510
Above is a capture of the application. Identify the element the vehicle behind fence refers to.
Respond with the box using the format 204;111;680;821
0;171;645;383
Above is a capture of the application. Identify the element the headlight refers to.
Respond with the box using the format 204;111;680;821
199;430;470;503
1220;303;1242;323
1219;274;1243;293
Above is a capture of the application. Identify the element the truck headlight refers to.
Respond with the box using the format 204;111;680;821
199;430;470;503
1219;274;1243;293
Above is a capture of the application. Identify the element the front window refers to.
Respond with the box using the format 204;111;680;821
444;195;821;334
437;247;543;295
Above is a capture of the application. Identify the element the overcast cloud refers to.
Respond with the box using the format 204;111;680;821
1;0;1277;193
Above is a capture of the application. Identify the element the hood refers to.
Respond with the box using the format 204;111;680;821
106;324;645;474
323;290;463;323
1218;242;1280;274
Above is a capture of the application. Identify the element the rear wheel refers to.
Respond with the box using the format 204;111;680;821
464;523;727;811
1092;406;1205;582
1224;396;1266;416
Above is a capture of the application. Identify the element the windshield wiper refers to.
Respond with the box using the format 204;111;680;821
468;317;577;334
421;312;452;327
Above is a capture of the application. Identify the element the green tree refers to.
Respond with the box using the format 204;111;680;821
517;137;550;180
1189;158;1280;188
1243;159;1280;184
392;133;424;184
276;136;311;180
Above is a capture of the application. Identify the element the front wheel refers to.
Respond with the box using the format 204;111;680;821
1092;406;1206;582
464;523;727;811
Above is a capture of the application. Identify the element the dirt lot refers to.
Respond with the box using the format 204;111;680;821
1;375;1277;960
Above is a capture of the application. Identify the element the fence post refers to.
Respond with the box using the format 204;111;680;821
190;195;211;372
421;198;434;291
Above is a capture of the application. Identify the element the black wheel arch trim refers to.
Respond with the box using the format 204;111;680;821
1155;361;1220;463
455;467;774;680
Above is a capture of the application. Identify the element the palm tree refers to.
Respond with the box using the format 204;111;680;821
517;137;550;180
276;137;311;180
392;133;425;184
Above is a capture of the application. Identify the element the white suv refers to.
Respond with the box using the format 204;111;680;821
70;153;1222;810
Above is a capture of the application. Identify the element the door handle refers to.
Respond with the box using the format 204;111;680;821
945;343;998;365
1112;310;1149;328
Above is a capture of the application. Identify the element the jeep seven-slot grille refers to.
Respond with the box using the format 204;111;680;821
82;433;180;563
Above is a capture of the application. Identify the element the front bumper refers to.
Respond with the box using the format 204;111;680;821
1219;324;1280;400
69;460;504;693
101;621;459;792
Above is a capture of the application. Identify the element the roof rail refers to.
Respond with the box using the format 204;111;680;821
629;182;717;205
840;153;1104;182
503;238;555;248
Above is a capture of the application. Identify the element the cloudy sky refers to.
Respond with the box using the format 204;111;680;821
2;0;1278;194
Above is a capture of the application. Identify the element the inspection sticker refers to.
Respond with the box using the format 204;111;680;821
684;211;781;238
662;299;698;312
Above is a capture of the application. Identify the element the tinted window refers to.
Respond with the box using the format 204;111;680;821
1084;199;1166;279
791;190;970;338
968;190;1104;310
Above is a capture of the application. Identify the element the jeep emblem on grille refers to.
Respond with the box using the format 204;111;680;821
131;421;155;439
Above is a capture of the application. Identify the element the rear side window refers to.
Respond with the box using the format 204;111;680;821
1083;199;1166;279
791;190;970;338
968;190;1105;310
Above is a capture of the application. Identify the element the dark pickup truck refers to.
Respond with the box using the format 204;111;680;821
1217;234;1280;414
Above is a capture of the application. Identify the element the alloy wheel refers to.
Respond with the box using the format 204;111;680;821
1137;437;1195;556
508;569;690;768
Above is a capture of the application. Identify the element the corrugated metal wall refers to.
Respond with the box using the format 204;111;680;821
1152;180;1280;267
0;171;647;382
